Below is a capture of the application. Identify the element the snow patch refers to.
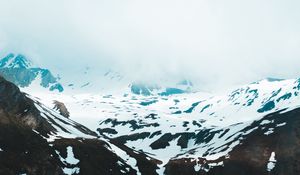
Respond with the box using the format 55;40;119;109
276;122;286;127
56;146;80;175
267;152;276;172
264;128;274;135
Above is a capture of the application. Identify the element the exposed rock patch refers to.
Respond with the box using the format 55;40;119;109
53;100;70;118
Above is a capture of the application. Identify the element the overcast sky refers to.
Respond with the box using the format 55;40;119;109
0;0;300;90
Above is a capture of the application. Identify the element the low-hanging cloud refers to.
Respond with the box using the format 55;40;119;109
0;0;300;91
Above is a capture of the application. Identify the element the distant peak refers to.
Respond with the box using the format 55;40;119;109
251;77;285;85
0;53;32;69
177;79;193;86
265;77;285;82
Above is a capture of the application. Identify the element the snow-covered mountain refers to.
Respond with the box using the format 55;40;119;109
0;75;160;175
58;67;195;96
95;78;300;171
129;79;193;96
0;53;195;96
27;74;300;174
0;53;63;92
2;53;300;174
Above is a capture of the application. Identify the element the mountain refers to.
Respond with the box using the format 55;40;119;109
2;53;300;174
130;79;193;96
0;53;195;96
164;108;300;175
21;72;300;174
91;78;300;174
27;77;300;174
0;53;63;92
0;76;160;175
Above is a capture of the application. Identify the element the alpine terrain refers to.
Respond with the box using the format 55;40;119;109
1;53;300;175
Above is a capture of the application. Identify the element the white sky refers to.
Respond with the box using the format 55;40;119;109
0;0;300;90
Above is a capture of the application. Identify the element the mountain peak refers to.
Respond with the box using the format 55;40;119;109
0;53;32;69
265;77;285;82
0;53;63;92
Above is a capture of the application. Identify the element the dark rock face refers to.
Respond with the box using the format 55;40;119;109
0;77;62;174
0;76;54;134
0;123;63;175
164;108;300;175
0;76;157;175
0;123;137;175
0;53;64;92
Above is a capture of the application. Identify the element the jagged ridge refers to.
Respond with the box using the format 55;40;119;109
0;53;63;92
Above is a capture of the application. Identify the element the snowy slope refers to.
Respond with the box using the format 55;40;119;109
23;77;300;173
4;53;300;174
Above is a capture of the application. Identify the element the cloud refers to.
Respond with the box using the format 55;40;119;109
0;0;300;91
